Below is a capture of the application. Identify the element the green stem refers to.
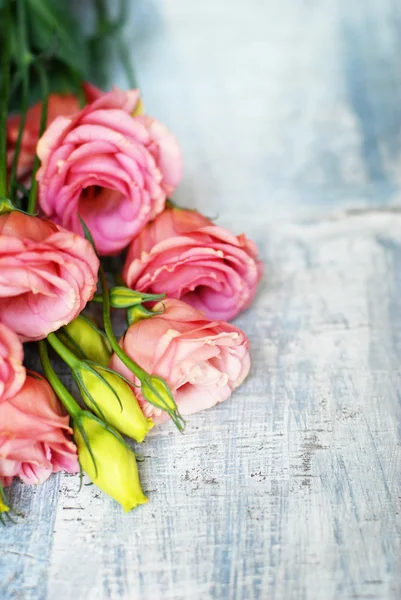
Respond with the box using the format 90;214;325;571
99;264;184;431
70;67;85;108
90;0;109;88
39;340;81;418
0;0;11;198
91;0;137;89
9;0;30;203
95;0;108;22
47;332;81;369
27;63;48;215
117;0;137;88
99;265;147;380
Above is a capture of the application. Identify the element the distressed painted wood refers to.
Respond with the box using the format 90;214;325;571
2;1;401;599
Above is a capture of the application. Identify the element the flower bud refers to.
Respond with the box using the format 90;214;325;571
0;484;10;523
0;495;9;514
141;375;185;432
126;303;165;325
0;197;17;214
74;412;148;512
60;315;111;366
109;286;165;309
79;365;154;442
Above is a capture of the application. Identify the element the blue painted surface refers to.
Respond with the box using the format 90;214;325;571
2;1;401;599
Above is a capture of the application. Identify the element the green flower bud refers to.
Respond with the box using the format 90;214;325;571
79;365;154;443
0;483;15;525
0;197;17;214
74;413;148;512
60;315;111;366
141;375;185;432
0;488;10;515
109;286;165;309
126;303;165;325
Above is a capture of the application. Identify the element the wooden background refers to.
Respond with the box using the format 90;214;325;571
2;0;401;598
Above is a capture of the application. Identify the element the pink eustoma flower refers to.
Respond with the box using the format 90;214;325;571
7;85;98;183
36;88;182;255
0;372;78;487
110;298;251;423
7;94;82;183
123;207;263;321
0;323;25;403
0;211;99;341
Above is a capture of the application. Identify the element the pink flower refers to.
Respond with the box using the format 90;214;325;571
110;298;251;423
37;88;183;255
0;211;99;341
6;85;98;183
123;207;263;321
0;372;79;487
0;324;26;402
7;94;81;182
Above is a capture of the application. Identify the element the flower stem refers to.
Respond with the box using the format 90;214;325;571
99;265;147;380
47;332;81;370
117;0;137;88
27;63;48;215
9;0;30;203
91;0;137;89
99;265;184;431
0;0;11;199
90;0;110;88
38;340;81;418
79;217;183;428
70;67;86;109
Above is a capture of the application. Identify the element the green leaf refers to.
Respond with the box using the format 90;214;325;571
25;0;89;78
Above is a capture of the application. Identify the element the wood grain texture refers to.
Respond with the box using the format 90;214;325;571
2;1;401;599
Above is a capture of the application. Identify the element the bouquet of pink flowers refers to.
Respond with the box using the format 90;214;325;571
0;0;262;518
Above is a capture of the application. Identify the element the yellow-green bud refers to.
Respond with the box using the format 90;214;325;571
141;375;176;412
0;496;9;514
79;366;154;443
74;413;148;512
61;315;111;366
0;197;17;214
0;484;10;522
126;303;163;325
141;375;185;432
109;286;165;309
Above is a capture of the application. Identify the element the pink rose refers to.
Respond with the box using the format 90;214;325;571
123;207;263;321
0;372;78;487
0;211;99;341
37;88;183;255
0;324;26;402
110;299;251;423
